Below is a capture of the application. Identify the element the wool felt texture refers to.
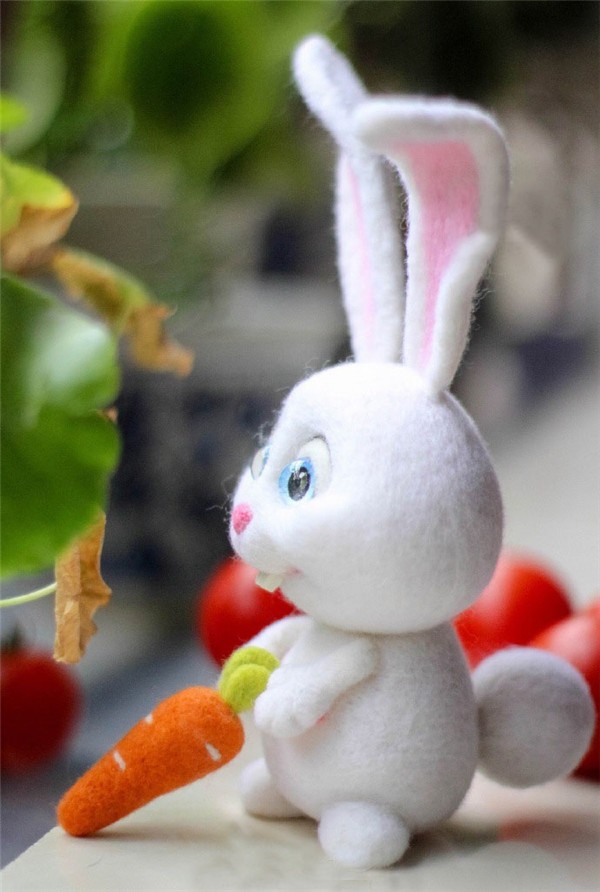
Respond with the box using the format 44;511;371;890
58;687;244;837
218;645;280;714
240;757;304;820
355;99;509;393
473;647;595;788
293;35;405;364
318;801;411;870
57;646;278;837
242;621;479;832
232;363;503;634
227;34;595;870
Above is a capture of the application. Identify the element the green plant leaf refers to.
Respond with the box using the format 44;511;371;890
123;1;278;185
1;275;120;579
0;95;29;134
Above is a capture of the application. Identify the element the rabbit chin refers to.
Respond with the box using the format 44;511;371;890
231;362;503;634
276;568;471;634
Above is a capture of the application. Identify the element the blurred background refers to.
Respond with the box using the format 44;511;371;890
1;0;598;867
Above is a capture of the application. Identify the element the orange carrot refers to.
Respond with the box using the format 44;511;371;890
57;646;278;837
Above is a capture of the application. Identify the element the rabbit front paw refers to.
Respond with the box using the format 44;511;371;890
254;665;332;738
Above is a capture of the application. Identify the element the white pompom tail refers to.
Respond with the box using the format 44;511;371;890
473;648;595;788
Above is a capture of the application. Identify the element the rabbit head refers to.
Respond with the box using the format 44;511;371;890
229;36;508;634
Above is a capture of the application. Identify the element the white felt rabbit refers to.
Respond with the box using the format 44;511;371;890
228;35;594;870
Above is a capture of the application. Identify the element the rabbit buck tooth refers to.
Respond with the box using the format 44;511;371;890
256;572;285;593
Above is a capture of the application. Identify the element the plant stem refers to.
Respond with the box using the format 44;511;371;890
0;582;57;607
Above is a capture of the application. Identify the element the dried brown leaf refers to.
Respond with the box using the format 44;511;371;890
51;248;132;328
2;201;78;273
51;247;194;376
125;304;194;376
54;513;112;664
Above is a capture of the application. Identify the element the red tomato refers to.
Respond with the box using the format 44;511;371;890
583;598;600;622
196;557;297;665
1;641;82;773
530;597;600;780
454;553;572;668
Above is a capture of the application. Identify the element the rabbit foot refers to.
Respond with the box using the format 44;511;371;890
240;758;304;819
318;801;410;869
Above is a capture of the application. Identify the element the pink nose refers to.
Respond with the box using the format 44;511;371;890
231;503;253;535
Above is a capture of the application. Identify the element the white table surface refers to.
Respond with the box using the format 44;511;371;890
3;369;599;890
3;716;600;892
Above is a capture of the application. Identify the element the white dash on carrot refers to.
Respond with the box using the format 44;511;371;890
205;742;222;762
113;750;126;771
144;713;154;725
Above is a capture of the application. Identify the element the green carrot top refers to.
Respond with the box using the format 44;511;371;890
218;645;280;713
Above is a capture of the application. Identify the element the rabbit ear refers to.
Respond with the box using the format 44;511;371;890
355;98;509;392
293;36;404;363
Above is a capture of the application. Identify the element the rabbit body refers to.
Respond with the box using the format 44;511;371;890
230;363;501;867
257;618;478;831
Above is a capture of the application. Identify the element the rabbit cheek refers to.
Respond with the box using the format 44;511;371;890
229;487;287;574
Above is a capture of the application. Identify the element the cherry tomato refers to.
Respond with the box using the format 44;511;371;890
530;597;600;780
196;557;297;665
454;552;572;668
1;639;82;773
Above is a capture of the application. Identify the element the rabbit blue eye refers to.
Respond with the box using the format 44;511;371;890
279;458;315;503
250;445;270;479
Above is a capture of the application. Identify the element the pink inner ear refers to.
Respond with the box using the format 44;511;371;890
399;140;480;369
341;155;376;356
